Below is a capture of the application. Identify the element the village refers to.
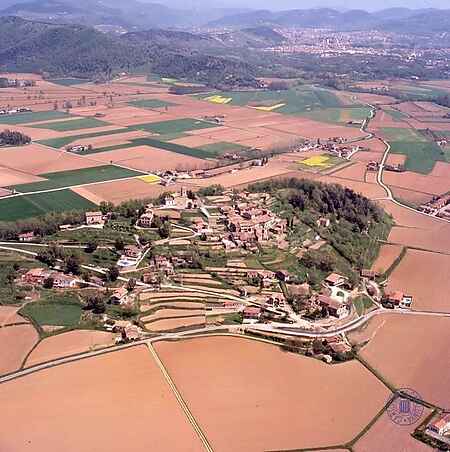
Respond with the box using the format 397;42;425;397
8;182;415;362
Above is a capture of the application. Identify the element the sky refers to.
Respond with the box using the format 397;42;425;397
153;0;450;10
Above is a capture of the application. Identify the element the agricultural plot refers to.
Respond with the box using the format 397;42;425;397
37;128;130;149
48;78;89;86
380;127;427;142
30;117;110;132
10;165;143;193
300;106;371;125
0;189;96;221
389;140;446;174
194;142;249;157
128;99;176;109
298;154;345;172
131;118;220;135
0;110;71;125
200;85;347;116
20;293;83;327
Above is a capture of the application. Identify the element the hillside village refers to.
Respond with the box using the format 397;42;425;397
2;180;414;361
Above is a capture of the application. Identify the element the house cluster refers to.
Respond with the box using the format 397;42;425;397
0;78;35;88
0;106;32;115
117;244;146;267
219;193;288;251
382;290;413;309
22;268;78;288
163;187;198;210
66;144;92;153
138;204;154;228
426;413;450;442
85;211;105;226
141;253;197;283
103;318;143;342
419;194;450;218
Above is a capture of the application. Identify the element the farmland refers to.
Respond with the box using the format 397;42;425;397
10;165;144;193
131;118;220;134
0;190;96;221
30;117;110;131
0;110;71;125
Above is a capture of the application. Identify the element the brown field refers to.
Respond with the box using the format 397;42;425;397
331;162;367;182
359;314;450;407
371;244;404;273
353;151;384;163
25;330;116;367
354;406;432;452
319;174;386;199
145;316;205;331
0;324;38;375
0;166;45;187
89;145;211;172
155;336;390;451
140;302;205;312
0;305;28;325
187;161;293;189
0;346;203;451
384;171;450;196
386;154;406;166
391;186;434;205
141;309;205;323
0;144;103;175
77;178;181;204
386;250;450;312
430;161;450;178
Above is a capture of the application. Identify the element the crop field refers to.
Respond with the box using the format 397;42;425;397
29;117;110;131
379;127;426;142
20;294;82;327
358;314;450;407
195;141;249;156
0;110;71;125
138;174;161;184
389;140;446;174
0;189;96;221
128;98;176;109
300;106;371;124
298;154;345;172
25;330;116;367
155;336;389;451
37;128;130;149
0;324;39;375
131;118;220;134
0;346;203;451
199;85;348;116
10;165;143;193
48;78;89;86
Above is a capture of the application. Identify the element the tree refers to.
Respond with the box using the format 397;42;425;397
86;295;105;314
64;255;81;275
126;278;136;291
108;265;119;282
85;241;98;253
43;276;54;289
114;238;124;251
158;221;171;239
99;201;114;214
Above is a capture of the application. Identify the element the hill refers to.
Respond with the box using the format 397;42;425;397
209;7;450;33
0;16;259;88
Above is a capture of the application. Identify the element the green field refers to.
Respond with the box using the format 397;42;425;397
11;165;143;193
20;293;82;326
380;127;427;142
131;118;220;134
48;78;89;86
129;99;176;109
37;128;130;149
195;142;249;157
76;137;214;159
30;117;109;132
0;111;71;125
0;190;96;221
390;140;447;174
300;106;371;125
198;85;348;116
383;108;408;121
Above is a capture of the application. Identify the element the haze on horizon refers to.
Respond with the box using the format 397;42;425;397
147;0;450;11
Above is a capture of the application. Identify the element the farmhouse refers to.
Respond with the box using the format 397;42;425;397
324;273;348;287
138;211;154;228
85;211;104;225
427;413;450;437
23;268;52;285
243;306;261;323
382;291;413;308
123;245;141;259
110;287;128;304
52;273;78;289
318;295;348;318
18;231;35;242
